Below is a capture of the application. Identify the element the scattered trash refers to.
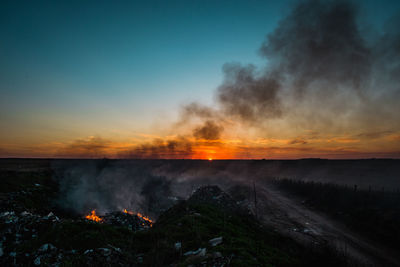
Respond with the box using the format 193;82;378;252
175;242;182;251
33;257;40;265
184;247;206;257
209;236;223;247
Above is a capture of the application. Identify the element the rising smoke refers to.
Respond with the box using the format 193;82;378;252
179;0;400;137
54;0;400;215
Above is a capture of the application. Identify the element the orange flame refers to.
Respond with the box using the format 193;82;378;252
123;209;153;226
123;209;134;215
85;210;103;222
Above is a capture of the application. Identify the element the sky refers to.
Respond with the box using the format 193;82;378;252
1;0;400;159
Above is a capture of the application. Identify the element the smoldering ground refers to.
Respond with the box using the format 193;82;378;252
51;159;251;217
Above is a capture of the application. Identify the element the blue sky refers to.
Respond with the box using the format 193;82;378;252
0;0;295;143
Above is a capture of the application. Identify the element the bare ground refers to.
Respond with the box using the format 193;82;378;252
256;184;400;267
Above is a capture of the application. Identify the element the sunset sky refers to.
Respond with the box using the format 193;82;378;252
1;0;400;159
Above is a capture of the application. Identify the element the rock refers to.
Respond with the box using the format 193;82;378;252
213;251;222;258
1;211;10;217
198;248;206;257
84;249;93;255
137;256;143;263
34;257;41;265
108;245;121;253
174;242;182;251
184;250;194;256
209;237;223;247
184;248;206;257
39;243;55;252
98;248;111;256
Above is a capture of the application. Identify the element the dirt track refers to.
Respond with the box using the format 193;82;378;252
257;184;400;266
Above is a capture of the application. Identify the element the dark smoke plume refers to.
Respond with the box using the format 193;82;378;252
121;136;193;159
179;0;400;135
261;0;370;96
193;120;223;140
57;137;112;158
217;64;283;124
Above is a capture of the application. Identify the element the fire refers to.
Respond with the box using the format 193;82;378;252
123;209;153;226
123;208;134;215
85;210;103;222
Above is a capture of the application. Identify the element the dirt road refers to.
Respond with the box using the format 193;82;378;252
256;184;400;266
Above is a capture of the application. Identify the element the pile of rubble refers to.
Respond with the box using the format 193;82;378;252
0;183;52;214
0;208;152;266
102;211;152;231
0;210;66;266
189;185;251;215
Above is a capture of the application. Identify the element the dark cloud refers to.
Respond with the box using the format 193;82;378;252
288;139;308;145
217;63;283;124
193;120;223;140
356;131;394;139
121;137;193;159
261;0;370;96
181;102;217;121
181;0;377;130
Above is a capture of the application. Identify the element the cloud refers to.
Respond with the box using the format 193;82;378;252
356;131;394;139
56;136;113;158
288;139;308;145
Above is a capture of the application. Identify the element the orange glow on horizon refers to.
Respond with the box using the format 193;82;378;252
2;133;400;159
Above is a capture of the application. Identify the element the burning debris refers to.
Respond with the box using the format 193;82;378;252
84;209;153;230
123;209;153;226
85;210;102;223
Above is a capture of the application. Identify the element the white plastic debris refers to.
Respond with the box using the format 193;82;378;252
84;249;93;255
209;236;223;247
174;242;182;251
198;248;206;257
184;247;206;257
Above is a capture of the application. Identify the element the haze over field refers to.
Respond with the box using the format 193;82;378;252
1;0;400;159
